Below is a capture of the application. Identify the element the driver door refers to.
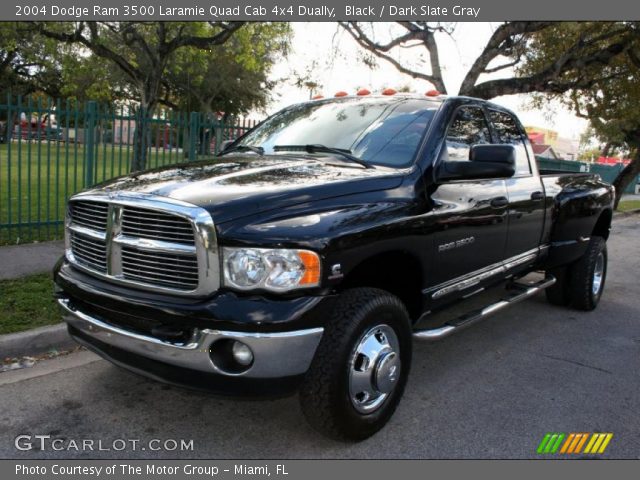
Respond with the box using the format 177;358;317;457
429;106;509;287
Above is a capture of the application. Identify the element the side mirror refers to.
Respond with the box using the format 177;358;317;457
469;144;516;165
437;144;515;181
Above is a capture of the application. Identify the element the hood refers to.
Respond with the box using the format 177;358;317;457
87;156;404;223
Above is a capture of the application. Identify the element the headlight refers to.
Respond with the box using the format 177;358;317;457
223;247;321;292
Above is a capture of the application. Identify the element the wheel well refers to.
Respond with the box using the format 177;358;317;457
339;251;423;321
592;209;612;240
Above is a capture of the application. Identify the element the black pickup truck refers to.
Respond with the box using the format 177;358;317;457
54;94;614;440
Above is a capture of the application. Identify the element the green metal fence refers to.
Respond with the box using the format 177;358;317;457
0;95;258;245
536;156;638;194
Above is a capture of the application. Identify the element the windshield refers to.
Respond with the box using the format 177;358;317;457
237;97;439;167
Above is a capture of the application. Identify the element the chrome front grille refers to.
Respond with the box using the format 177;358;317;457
121;246;199;290
122;206;195;245
65;193;219;297
69;230;107;272
70;201;109;230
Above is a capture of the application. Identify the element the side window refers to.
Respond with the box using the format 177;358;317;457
489;110;531;175
445;107;491;161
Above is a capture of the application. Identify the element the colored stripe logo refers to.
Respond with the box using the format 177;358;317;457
537;433;613;454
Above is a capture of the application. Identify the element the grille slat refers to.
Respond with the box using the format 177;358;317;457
70;241;107;261
121;245;199;290
122;267;198;282
68;198;204;293
70;201;109;231
69;231;107;272
121;273;198;289
122;248;197;266
71;238;107;256
121;227;194;240
121;220;192;230
120;256;199;275
122;206;195;246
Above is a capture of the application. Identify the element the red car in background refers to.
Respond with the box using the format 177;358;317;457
13;114;63;141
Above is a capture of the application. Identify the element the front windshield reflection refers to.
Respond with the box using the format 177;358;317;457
238;97;439;168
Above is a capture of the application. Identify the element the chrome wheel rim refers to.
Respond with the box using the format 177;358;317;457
592;252;605;296
348;324;401;414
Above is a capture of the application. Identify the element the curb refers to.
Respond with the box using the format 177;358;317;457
614;208;640;218
0;323;76;359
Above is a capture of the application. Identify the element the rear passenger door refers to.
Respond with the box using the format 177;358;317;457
488;109;545;258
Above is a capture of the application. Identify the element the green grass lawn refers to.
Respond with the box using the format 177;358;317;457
617;200;640;212
0;141;190;245
0;273;60;335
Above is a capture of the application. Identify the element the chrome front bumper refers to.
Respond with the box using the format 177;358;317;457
58;298;323;379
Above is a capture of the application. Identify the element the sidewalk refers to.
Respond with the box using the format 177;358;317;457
0;240;64;280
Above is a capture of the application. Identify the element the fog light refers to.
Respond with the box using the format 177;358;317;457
232;341;254;366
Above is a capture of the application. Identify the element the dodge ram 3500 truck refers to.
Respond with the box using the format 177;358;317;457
54;95;614;440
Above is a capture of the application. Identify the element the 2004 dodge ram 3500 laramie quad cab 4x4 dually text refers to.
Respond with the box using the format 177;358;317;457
54;95;614;440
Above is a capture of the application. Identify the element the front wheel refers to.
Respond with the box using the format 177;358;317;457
299;288;412;441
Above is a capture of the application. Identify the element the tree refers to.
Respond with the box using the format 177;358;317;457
339;22;636;98
36;21;247;171
159;23;290;157
0;23;66;141
162;23;290;115
291;59;323;99
522;23;640;207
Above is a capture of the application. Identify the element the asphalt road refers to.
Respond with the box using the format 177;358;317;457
1;216;639;459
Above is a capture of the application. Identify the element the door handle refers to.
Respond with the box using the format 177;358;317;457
530;191;545;201
490;196;509;208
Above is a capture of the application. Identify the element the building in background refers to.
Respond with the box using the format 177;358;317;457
525;126;579;160
531;144;560;159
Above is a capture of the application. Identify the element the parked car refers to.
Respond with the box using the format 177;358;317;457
54;94;614;440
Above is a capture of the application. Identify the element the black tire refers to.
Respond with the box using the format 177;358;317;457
567;236;607;311
299;288;412;441
545;266;571;306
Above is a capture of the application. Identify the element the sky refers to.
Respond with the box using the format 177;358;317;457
264;22;587;141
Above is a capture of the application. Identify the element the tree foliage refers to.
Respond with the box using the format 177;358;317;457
162;23;290;116
33;21;248;171
523;23;640;206
339;22;637;98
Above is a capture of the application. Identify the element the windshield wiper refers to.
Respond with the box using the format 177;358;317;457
274;144;372;169
218;144;264;156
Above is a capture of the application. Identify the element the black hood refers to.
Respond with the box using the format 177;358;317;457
88;156;404;223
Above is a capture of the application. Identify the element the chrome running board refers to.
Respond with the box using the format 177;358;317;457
413;275;556;341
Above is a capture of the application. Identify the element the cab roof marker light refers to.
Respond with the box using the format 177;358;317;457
357;88;371;96
312;94;324;100
426;90;441;97
382;88;397;96
334;91;348;97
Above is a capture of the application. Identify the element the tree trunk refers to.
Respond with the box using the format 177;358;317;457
2;110;18;143
131;107;152;172
131;75;162;172
612;148;640;209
